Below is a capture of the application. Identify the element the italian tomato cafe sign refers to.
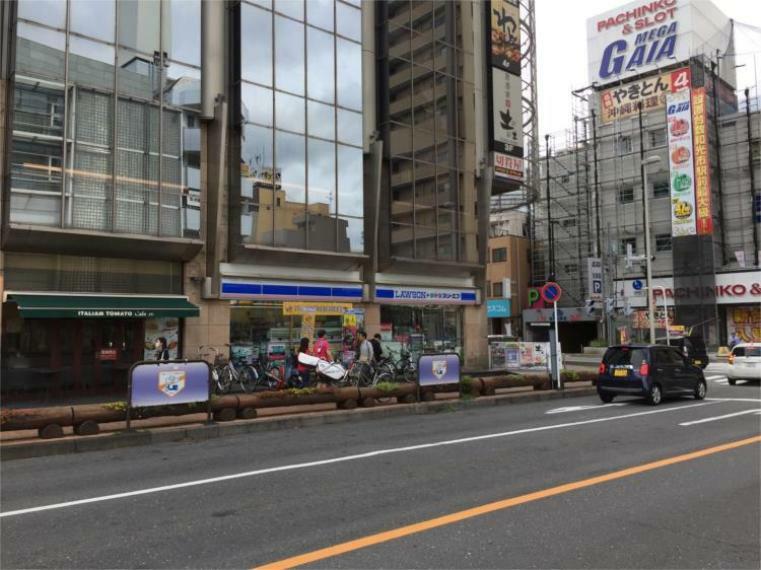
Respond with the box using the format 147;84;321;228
587;0;732;86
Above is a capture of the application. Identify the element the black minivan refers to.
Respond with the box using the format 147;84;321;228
597;345;707;405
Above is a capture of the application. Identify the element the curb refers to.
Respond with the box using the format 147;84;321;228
0;386;597;461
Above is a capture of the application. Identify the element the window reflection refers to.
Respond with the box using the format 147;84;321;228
242;83;273;126
168;0;201;66
71;0;116;42
69;37;116;91
336;2;361;42
275;15;305;95
17;0;66;28
307;27;335;103
307;101;335;141
307;138;336;251
337;144;362;217
337;109;362;146
337;38;362;111
241;4;273;87
275;0;304;21
337;216;364;253
164;62;201;109
275;91;305;134
117;50;161;101
241;125;275;245
307;0;334;32
16;23;66;80
275;130;306;248
117;0;161;55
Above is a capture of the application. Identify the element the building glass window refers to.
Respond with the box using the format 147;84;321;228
655;234;672;252
653;178;670;198
238;0;363;254
618;185;635;203
620;237;637;255
492;282;503;297
10;2;202;238
492;247;507;262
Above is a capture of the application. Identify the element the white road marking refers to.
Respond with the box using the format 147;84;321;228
678;409;761;426
0;401;721;519
706;397;761;403
546;404;628;414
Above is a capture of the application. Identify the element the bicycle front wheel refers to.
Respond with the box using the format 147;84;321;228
218;367;233;394
239;367;255;393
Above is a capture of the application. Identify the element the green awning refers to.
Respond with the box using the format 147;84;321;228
7;293;199;319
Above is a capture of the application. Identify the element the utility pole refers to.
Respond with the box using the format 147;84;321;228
544;134;555;281
747;88;760;267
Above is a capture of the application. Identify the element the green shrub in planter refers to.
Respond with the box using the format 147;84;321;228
589;338;608;348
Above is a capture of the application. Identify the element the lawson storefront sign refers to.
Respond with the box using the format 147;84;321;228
221;279;363;302
375;286;479;305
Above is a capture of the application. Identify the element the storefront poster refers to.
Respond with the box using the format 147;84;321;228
379;323;393;342
490;0;520;75
130;361;210;407
144;317;179;360
300;314;316;341
599;68;690;124
728;306;761;343
666;89;698;237
418;353;461;386
282;302;353;316
691;87;713;235
491;68;523;158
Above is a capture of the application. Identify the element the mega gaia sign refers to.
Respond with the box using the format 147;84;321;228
587;0;732;86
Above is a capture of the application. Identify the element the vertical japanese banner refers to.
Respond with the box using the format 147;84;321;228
490;0;521;75
691;87;713;235
666;89;698;237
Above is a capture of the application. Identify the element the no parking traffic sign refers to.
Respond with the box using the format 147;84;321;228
540;282;562;304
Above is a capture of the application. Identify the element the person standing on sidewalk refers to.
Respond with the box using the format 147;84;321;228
154;337;170;361
356;330;375;363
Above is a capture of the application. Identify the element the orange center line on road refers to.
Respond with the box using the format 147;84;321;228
255;435;761;570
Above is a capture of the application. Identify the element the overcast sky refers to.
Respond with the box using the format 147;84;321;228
536;0;761;139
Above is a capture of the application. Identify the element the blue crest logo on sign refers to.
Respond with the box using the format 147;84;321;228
632;279;643;291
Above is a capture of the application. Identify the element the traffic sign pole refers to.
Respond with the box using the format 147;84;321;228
541;282;564;390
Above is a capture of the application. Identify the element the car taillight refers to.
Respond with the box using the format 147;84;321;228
728;354;734;365
598;362;606;374
639;362;650;376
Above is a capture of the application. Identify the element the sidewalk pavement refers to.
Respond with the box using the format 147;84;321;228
1;384;597;461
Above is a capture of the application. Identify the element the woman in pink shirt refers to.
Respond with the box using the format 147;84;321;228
313;329;334;362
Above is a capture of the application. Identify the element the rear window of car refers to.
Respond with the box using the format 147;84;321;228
604;348;647;367
733;346;761;357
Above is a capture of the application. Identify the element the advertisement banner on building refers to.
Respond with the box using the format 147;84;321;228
493;151;524;184
586;257;604;301
666;89;698;237
490;0;521;75
599;67;690;123
586;0;731;86
691;87;713;235
615;271;761;307
492;68;523;157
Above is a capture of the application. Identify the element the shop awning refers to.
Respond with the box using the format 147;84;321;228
6;293;200;319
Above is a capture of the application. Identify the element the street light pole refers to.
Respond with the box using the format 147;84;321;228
642;155;661;345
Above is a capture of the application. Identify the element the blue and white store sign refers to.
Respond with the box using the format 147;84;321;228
375;286;479;305
486;298;511;318
221;279;363;302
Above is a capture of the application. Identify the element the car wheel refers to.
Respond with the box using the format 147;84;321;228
598;391;614;403
727;377;736;386
647;383;662;406
694;380;707;400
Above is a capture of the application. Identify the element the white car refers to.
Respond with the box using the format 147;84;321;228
728;343;761;384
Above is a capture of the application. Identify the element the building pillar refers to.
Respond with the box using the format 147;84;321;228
463;305;488;369
361;303;381;337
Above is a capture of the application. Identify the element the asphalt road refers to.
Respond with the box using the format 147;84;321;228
1;376;759;569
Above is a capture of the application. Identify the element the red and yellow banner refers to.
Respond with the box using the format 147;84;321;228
691;88;713;235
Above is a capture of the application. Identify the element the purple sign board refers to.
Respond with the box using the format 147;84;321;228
129;361;211;408
417;353;461;386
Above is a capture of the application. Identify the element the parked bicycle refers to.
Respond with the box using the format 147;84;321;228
196;345;228;394
376;349;416;383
